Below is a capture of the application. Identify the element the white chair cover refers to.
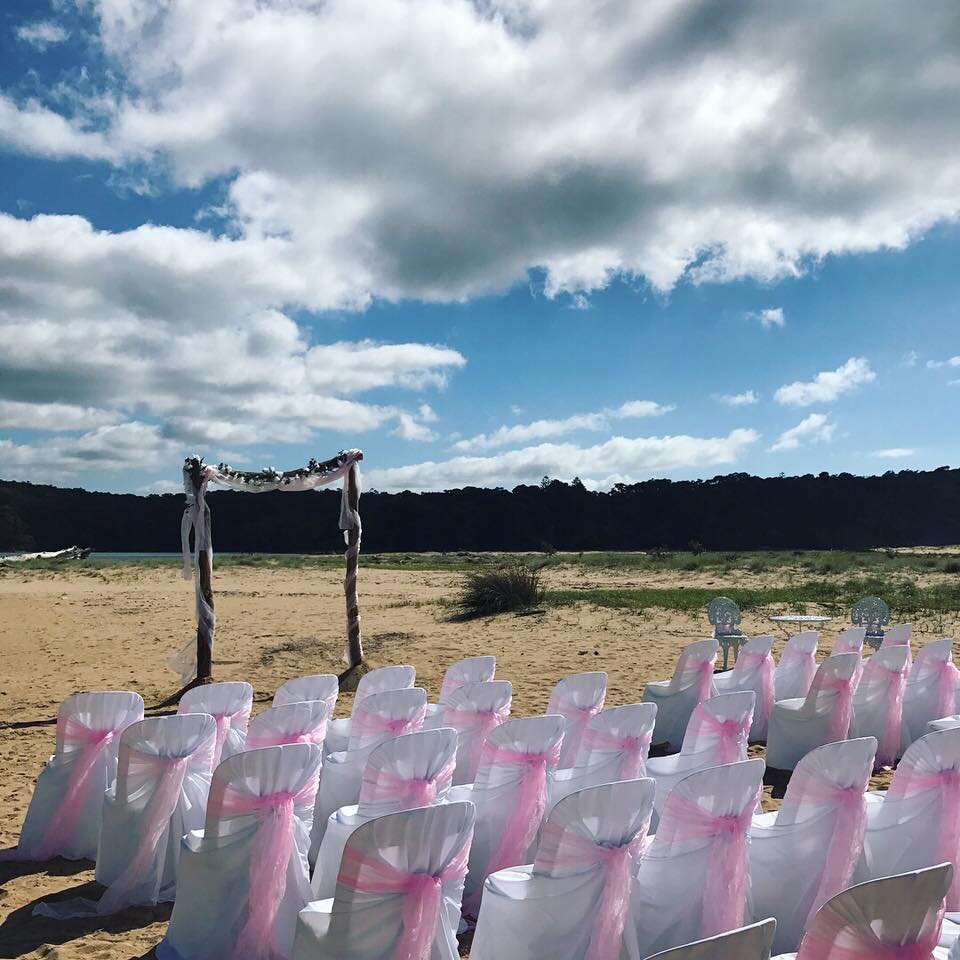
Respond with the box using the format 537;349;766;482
157;742;323;960
547;672;608;768
324;665;416;753
179;681;253;767
471;779;655;960
446;715;566;919
275;675;339;715
933;717;960;733
772;863;952;960
1;690;144;861
548;703;657;812
627;758;766;959
642;640;718;750
646;920;776;960
245;700;330;750
883;623;913;648
311;727;458;899
766;654;860;771
437;680;513;785
849;645;911;767
646;692;755;823
750;738;877;954
309;688;427;864
36;713;218;918
903;639;958;749
859;727;960;910
775;632;819;702
292;801;475;960
831;628;866;656
423;655;497;728
713;636;775;742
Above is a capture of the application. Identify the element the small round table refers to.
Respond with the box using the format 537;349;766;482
769;614;833;636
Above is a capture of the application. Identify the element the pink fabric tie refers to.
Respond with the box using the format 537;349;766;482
888;766;960;909
735;651;774;731
351;703;427;743
816;675;855;744
580;727;651;780
536;821;647;960
210;704;252;767
782;647;819;697
212;777;320;960
796;901;945;959
872;662;908;767
556;697;605;760
442;704;510;782
937;660;960;721
656;787;761;938
688;657;716;703
338;831;471;960
246;720;327;750
687;711;750;765
360;755;457;809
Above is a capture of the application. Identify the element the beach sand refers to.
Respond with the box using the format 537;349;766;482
0;562;956;958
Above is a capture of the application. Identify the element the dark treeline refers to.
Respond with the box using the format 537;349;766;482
1;468;958;553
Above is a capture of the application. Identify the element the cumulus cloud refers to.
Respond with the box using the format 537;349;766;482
368;428;760;492
926;356;960;369
871;448;914;458
769;413;836;452
774;357;876;407
0;401;120;431
748;308;785;329
0;1;957;303
716;390;759;407
15;21;69;50
454;400;674;452
137;479;184;495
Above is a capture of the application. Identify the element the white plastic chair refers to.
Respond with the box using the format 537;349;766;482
1;690;144;861
903;639;958;749
178;680;253;767
245;700;331;750
35;713;218;918
311;727;458;899
158;742;323;960
642;640;718;750
749;738;877;954
772;863;952;960
766;653;860;771
860;727;960;910
831;627;866;656
627;758;766;958
646;920;776;960
849;645;910;767
324;664;416;753
292;801;475;960
446;714;566;919
274;675;339;715
646;692;755;822
713;636;775;742
547;671;608;767
547;702;657;811
309;687;427;863
775;632;819;702
471;779;655;960
423;655;497;728
438;680;513;785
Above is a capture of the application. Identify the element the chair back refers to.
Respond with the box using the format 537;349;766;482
347;687;427;751
178;681;252;765
274;674;338;713
832;627;866;655
441;680;513;784
576;702;657;781
680;691;755;764
245;700;330;750
547;672;607;766
439;656;496;704
669;639;718;694
851;596;891;648
56;690;145;756
351;665;416;716
645;920;776;960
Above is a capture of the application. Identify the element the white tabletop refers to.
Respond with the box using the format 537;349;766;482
769;615;832;624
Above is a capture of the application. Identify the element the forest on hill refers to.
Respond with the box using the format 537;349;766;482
1;467;959;554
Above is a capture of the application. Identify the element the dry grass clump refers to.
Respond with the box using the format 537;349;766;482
456;563;545;618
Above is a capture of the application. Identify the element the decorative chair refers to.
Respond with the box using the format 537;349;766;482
903;639;959;748
546;671;608;767
323;664;416;753
774;632;819;702
713;635;775;742
274;674;339;714
851;596;891;651
708;597;746;670
245;700;330;750
423;655;497;728
438;680;513;785
646;920;776;960
178;680;253;767
849;645;911;767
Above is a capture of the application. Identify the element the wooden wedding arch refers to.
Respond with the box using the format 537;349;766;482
177;448;364;688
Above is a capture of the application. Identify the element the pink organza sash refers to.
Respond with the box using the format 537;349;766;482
781;647;819;696
351;703;427;744
686;710;750;765
871;662;908;767
682;656;716;703
555;696;605;759
442;704;510;782
360;755;457;810
536;821;646;960
481;740;563;881
246;717;327;751
338;831;471;960
814;675;855;744
784;771;869;925
796;901;945;959
210;704;252;767
214;777;319;960
580;727;651;780
736;651;775;731
888;766;960;909
937;660;960;721
656;787;761;938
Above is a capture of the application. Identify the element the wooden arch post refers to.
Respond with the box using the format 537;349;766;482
344;458;363;669
188;457;215;684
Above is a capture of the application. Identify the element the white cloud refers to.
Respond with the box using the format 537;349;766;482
769;413;836;452
0;401;120;431
368;428;761;492
15;21;69;49
392;413;438;443
774;357;876;407
871;448;914;458
926;356;960;369
748;308;785;329
0;1;957;302
902;350;920;367
454;400;674;451
137;479;183;495
717;390;759;407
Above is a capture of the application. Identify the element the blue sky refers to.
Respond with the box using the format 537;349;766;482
1;1;958;493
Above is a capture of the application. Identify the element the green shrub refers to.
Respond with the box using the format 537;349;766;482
456;564;545;618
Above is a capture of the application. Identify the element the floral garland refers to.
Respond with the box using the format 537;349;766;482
183;449;363;490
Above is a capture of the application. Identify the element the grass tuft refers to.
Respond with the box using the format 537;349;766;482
455;564;545;619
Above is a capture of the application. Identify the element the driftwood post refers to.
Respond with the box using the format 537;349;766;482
188;457;215;683
343;459;364;668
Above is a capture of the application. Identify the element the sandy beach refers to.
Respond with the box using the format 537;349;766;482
1;561;957;959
